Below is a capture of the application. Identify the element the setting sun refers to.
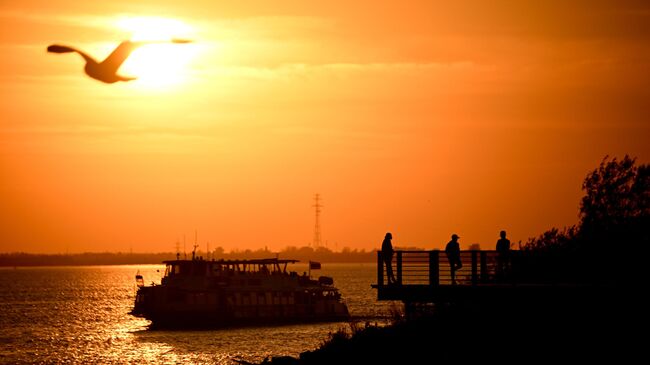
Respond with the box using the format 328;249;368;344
116;16;198;87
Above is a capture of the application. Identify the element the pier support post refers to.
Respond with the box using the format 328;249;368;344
396;251;403;286
480;251;488;283
471;251;478;286
429;250;439;286
377;251;384;287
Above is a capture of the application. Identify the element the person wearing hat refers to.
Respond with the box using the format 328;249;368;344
381;232;396;284
445;234;462;284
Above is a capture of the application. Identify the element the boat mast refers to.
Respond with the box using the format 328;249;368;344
192;229;199;260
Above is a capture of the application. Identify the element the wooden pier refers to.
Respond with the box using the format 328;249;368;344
372;250;586;303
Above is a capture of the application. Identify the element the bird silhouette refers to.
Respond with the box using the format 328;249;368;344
47;39;192;84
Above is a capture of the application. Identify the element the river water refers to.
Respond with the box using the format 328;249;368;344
0;263;398;364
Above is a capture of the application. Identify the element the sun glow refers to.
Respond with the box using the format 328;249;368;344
115;17;199;88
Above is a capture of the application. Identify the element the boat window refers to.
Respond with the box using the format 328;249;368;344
174;265;180;275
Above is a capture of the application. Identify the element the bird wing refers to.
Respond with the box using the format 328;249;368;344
99;41;148;73
47;44;97;64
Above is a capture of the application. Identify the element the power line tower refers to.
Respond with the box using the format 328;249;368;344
312;193;323;249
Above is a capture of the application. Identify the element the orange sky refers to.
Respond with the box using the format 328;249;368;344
1;1;649;253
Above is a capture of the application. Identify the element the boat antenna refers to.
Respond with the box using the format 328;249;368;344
183;234;187;260
175;238;180;260
192;229;198;260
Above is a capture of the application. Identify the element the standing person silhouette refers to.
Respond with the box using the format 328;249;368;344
495;230;511;281
445;234;462;284
381;232;396;284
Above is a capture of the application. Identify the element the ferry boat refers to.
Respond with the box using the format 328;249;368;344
131;256;349;328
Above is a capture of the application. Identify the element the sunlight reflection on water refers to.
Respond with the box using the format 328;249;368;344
0;264;397;364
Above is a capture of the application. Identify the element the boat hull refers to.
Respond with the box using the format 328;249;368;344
131;258;350;328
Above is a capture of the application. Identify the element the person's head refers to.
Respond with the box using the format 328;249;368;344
500;230;507;238
451;234;460;241
385;232;392;239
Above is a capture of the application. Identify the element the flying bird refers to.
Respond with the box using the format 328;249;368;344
46;39;192;84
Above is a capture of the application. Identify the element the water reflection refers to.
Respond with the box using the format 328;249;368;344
0;264;396;364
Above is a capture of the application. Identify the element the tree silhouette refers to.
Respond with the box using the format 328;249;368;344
524;155;648;284
580;155;649;240
578;155;649;283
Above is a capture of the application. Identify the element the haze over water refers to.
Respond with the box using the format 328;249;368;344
0;263;391;364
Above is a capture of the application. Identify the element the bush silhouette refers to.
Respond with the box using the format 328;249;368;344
523;155;649;285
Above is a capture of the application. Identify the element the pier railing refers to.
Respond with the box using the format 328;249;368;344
377;250;516;287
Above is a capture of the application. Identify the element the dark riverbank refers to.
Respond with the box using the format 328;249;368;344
254;286;638;364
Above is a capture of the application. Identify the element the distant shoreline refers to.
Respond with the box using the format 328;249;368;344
0;251;377;267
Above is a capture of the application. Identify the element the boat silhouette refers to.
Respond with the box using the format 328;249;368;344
131;257;349;328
